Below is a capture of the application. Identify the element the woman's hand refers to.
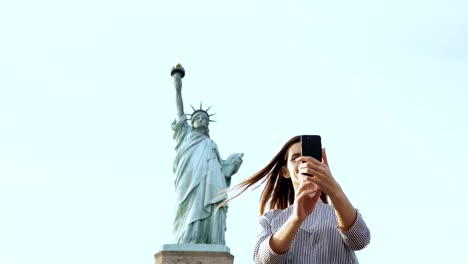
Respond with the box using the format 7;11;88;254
297;148;358;230
292;179;322;223
269;177;321;255
296;148;342;198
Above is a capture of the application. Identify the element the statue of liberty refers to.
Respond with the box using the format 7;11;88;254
170;64;244;245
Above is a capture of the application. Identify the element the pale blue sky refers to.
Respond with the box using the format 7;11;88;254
1;1;467;263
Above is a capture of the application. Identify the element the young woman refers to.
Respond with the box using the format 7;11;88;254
228;135;371;263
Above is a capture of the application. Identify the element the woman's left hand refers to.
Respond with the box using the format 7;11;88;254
296;148;342;198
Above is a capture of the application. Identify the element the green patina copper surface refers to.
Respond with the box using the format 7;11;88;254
169;64;243;245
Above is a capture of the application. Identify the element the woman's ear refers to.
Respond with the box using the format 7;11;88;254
281;166;290;178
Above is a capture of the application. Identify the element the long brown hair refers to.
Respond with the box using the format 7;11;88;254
226;135;328;215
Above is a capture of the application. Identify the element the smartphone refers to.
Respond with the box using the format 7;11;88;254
301;135;322;162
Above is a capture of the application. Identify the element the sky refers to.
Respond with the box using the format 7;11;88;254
1;0;467;263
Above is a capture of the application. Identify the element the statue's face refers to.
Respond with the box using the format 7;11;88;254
192;113;209;128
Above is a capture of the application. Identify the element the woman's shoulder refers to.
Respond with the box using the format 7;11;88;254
261;203;334;221
261;207;293;222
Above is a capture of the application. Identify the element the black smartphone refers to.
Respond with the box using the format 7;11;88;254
301;135;322;161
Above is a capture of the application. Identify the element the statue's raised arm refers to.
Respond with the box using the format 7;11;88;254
171;64;185;121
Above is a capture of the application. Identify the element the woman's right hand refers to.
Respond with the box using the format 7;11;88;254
268;173;322;255
269;178;321;255
292;177;321;223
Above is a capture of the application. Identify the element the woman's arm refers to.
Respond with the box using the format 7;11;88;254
269;181;321;254
254;215;283;264
297;149;371;249
297;149;357;230
328;185;357;231
254;183;321;263
268;215;302;254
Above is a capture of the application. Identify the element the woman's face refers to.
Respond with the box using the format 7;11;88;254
284;142;302;191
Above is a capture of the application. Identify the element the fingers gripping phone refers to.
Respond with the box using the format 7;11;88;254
301;135;322;162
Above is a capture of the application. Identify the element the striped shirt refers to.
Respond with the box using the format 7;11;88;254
254;201;371;263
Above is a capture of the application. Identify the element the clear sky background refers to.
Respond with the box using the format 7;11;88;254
1;0;467;263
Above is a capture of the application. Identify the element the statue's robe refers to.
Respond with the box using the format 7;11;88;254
171;117;228;244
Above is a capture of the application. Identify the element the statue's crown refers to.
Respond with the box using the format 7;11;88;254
188;102;216;123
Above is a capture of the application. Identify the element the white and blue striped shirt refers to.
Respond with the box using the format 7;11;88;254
254;201;370;263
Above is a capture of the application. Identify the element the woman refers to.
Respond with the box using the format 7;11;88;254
228;135;370;263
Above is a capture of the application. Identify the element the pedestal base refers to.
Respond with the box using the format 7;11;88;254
155;244;234;264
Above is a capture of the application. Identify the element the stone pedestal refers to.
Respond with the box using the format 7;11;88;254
155;244;234;264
